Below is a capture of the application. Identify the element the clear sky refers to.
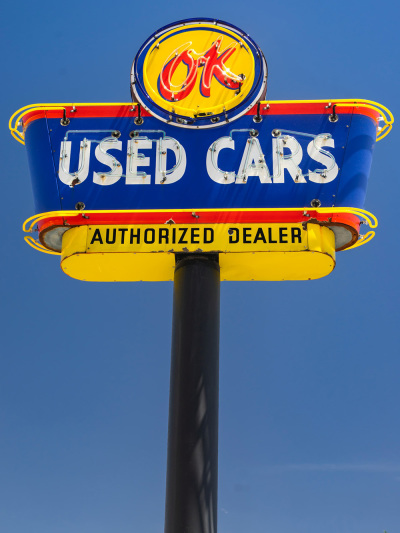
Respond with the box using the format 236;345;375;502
1;1;399;533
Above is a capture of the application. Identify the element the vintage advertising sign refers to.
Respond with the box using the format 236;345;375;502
10;18;393;281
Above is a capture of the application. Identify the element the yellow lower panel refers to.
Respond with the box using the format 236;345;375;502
61;223;335;281
62;252;176;282
220;251;335;281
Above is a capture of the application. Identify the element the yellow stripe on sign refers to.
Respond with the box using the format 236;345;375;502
60;223;336;282
83;223;308;253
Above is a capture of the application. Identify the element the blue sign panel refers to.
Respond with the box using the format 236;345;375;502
23;103;378;214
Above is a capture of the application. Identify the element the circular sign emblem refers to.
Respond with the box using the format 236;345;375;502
131;18;267;128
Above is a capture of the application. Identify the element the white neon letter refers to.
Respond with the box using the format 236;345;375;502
126;139;151;184
307;135;338;184
93;138;122;186
59;140;91;186
206;137;236;184
236;137;271;184
272;136;305;183
155;137;186;184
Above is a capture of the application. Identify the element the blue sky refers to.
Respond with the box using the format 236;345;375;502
1;1;399;533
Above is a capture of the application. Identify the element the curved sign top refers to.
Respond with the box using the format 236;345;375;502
131;18;267;128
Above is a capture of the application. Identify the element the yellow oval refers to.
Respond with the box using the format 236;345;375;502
143;23;255;118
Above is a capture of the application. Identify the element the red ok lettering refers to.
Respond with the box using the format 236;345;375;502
159;39;244;102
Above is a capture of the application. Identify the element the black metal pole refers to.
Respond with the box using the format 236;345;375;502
165;253;220;533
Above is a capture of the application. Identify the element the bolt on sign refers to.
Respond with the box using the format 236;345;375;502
10;18;393;281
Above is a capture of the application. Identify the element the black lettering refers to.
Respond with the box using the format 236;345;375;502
118;228;128;244
172;227;176;244
130;228;140;244
90;228;103;245
268;227;277;243
243;228;252;243
291;227;302;243
106;228;116;244
144;228;155;244
178;228;188;244
204;228;214;243
191;227;200;244
279;227;288;243
228;228;239;243
254;228;267;243
159;228;169;244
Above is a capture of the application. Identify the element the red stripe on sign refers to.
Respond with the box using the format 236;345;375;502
37;210;360;231
22;101;380;127
245;102;380;121
22;105;152;127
